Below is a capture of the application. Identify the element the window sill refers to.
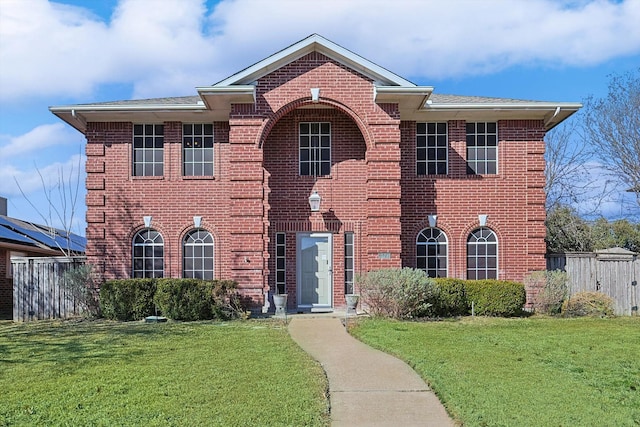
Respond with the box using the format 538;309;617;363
181;175;216;180
131;175;164;180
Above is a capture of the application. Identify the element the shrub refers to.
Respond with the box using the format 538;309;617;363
432;278;468;317
63;263;101;318
562;292;614;317
154;279;243;321
525;270;568;315
356;268;435;319
100;279;157;321
465;280;526;317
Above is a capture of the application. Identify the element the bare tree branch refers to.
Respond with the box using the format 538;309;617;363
544;117;609;213
583;68;640;207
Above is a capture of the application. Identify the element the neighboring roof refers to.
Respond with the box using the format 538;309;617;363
50;34;581;132
0;216;86;255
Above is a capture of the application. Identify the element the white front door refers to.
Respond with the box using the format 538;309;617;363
297;233;332;308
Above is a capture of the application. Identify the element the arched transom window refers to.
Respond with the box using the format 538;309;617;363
133;229;164;278
416;227;448;278
467;227;498;280
183;229;214;280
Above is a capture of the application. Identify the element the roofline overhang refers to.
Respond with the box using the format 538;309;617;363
0;241;61;256
215;34;416;87
49;102;210;133
195;85;256;109
419;102;582;130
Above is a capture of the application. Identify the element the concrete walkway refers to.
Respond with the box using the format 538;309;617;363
288;316;455;427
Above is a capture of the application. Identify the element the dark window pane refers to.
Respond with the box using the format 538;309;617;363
417;163;426;175
300;163;309;175
466;123;475;133
487;122;496;133
437;122;447;133
417;123;426;134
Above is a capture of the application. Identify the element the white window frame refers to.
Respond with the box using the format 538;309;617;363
417;122;448;175
467;227;498;280
299;122;331;176
183;229;214;280
133;124;164;176
466;122;498;175
183;123;214;176
416;227;448;278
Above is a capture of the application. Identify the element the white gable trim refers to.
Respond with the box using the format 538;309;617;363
214;34;416;88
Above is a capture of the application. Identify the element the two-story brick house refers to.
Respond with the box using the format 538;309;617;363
51;34;580;312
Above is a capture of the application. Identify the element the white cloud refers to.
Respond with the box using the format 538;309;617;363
1;0;639;101
0;152;85;198
0;123;82;157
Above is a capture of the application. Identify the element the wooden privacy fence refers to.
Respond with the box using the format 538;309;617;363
547;248;639;316
12;256;86;321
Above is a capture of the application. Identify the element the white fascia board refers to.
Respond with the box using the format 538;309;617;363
214;34;415;87
422;102;582;111
196;85;256;101
375;86;434;98
49;103;206;113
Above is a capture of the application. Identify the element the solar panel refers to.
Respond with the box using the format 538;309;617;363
0;216;85;253
0;225;37;246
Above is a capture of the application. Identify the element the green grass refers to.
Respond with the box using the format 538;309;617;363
350;316;640;427
0;319;329;426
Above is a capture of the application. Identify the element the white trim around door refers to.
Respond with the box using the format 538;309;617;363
296;232;333;310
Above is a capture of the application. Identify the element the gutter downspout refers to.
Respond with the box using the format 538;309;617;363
544;106;561;128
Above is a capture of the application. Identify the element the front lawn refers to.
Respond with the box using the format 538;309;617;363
0;320;329;426
350;316;640;427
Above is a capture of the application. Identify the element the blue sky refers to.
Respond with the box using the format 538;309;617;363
1;0;639;236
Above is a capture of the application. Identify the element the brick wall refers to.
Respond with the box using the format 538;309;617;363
84;51;546;310
399;119;547;283
0;249;11;319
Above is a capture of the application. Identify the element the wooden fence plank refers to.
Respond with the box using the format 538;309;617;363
11;257;86;321
547;250;638;316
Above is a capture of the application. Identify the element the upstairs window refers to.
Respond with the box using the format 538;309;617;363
466;122;497;175
133;124;164;176
417;122;448;175
300;122;331;176
183;124;214;176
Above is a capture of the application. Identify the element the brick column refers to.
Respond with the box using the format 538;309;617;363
366;120;402;271
228;114;267;306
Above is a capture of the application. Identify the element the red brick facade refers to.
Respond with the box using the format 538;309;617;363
53;36;578;312
0;249;11;319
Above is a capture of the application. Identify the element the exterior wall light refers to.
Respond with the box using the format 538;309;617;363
309;190;321;212
143;216;152;228
310;88;320;103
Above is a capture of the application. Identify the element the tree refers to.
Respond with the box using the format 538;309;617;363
591;217;640;253
544;118;604;211
583;68;640;207
546;205;593;253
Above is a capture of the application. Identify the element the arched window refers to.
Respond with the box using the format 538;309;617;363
183;229;214;280
133;229;164;278
467;227;498;279
416;228;448;278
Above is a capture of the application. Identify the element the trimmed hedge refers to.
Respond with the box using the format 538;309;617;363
100;278;157;321
154;278;240;321
99;278;242;321
431;278;468;317
464;280;526;317
357;268;436;319
358;271;526;319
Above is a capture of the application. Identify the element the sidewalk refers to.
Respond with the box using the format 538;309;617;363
288;316;455;427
